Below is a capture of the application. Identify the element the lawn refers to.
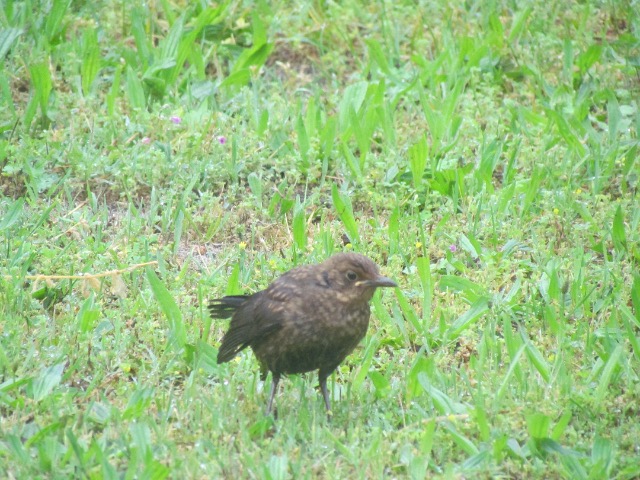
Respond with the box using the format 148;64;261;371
1;0;639;478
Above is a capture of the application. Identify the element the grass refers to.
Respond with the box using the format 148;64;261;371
1;0;639;478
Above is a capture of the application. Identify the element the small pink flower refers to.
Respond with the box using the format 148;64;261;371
141;137;151;144
217;136;227;145
449;244;457;252
170;116;182;124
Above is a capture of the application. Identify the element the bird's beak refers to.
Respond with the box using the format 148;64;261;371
356;275;397;288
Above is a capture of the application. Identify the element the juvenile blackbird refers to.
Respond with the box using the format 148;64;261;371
209;252;397;415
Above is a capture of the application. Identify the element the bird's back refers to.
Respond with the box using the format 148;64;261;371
251;279;371;376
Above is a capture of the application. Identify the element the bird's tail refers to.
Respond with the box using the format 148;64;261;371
209;295;253;364
208;295;248;319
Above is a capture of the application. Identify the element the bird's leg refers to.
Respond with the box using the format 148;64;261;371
266;373;280;417
319;372;333;419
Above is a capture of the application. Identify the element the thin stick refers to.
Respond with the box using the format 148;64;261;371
2;260;158;281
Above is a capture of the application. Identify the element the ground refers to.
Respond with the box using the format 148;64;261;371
1;0;639;478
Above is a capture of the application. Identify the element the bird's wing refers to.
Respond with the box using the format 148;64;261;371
216;268;321;363
216;288;290;363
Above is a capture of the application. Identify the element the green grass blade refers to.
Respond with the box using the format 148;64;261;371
524;341;551;384
595;345;623;403
28;62;52;119
409;137;428;191
446;298;490;340
125;66;146;109
80;27;100;96
395;287;423;336
146;267;186;350
496;344;526;402
417;257;432;324
292;199;307;252
612;205;627;254
44;0;71;44
340;141;363;182
0;197;24;231
296;113;310;172
225;262;241;296
31;362;65;401
331;183;359;244
338;81;368;130
0;27;21;59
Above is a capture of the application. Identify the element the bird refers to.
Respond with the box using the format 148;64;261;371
209;252;397;416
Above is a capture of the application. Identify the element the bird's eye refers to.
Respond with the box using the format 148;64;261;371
346;271;358;281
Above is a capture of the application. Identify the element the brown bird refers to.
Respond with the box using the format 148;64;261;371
209;252;397;416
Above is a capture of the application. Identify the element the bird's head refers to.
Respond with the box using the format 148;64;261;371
321;253;397;304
